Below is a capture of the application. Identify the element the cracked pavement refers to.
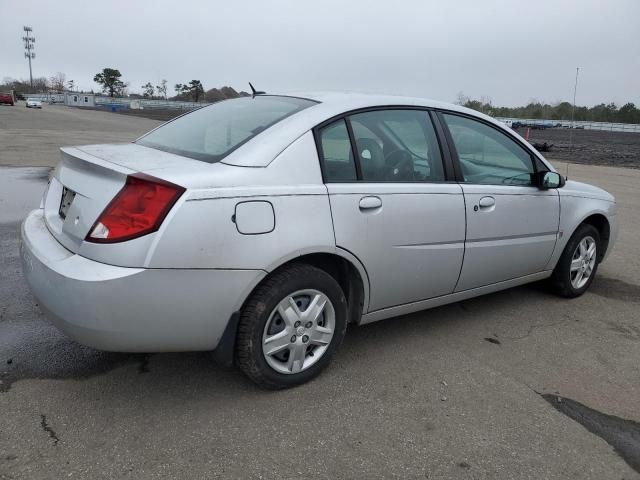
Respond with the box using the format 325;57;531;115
1;105;639;479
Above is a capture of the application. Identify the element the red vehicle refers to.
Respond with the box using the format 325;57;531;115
0;91;16;106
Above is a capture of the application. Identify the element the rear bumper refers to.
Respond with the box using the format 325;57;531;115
20;209;265;352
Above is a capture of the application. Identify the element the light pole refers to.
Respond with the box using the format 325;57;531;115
22;26;36;89
569;67;580;154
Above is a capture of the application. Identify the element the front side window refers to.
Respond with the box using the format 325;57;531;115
317;109;445;183
137;96;317;163
443;113;535;185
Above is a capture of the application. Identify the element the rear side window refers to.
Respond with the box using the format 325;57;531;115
137;96;317;163
318;120;358;181
318;109;445;182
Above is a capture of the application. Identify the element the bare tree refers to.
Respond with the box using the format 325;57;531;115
32;77;49;92
455;92;470;106
49;72;66;92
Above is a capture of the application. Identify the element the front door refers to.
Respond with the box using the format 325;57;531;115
440;113;560;291
317;109;466;312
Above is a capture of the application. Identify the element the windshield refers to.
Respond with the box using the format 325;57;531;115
137;96;318;163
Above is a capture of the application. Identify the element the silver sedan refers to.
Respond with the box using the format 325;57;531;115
20;93;617;388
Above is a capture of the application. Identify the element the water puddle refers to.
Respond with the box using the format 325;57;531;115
0;167;51;223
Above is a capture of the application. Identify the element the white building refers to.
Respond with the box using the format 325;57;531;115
64;92;95;107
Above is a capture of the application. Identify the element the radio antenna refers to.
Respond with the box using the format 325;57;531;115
249;82;266;98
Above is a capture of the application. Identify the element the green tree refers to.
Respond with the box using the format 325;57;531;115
175;80;204;102
156;79;168;99
618;103;639;123
94;68;125;97
141;82;155;98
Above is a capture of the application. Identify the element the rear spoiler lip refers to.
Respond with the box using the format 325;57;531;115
60;146;136;177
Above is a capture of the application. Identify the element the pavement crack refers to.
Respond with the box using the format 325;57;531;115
40;414;59;446
503;320;565;341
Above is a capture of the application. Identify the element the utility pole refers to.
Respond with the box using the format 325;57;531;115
569;67;580;155
22;26;36;89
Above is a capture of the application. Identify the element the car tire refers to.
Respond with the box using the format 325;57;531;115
235;263;348;389
548;223;600;298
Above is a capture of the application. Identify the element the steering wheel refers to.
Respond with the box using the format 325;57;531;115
385;149;414;181
501;172;532;185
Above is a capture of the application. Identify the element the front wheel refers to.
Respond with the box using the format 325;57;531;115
235;263;348;389
549;223;600;297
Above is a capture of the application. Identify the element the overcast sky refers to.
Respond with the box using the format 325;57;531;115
1;0;638;106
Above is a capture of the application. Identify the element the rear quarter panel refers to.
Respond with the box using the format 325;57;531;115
147;131;337;270
148;189;335;269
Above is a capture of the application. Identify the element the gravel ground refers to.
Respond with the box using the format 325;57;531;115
518;127;640;169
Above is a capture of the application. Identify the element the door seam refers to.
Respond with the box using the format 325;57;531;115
452;183;467;292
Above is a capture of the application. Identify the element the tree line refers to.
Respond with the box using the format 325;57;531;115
1;72;76;95
92;68;249;102
8;68;636;123
457;93;640;124
1;68;248;103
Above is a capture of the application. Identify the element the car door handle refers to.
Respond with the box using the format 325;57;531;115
478;196;495;208
359;196;382;210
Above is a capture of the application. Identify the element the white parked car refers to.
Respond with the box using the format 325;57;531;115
26;99;42;109
20;93;617;388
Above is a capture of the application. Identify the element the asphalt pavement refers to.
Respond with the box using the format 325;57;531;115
0;104;639;479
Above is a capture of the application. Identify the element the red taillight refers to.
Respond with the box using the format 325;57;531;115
86;174;185;243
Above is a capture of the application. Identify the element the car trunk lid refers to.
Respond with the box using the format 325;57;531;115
44;146;134;253
43;143;213;257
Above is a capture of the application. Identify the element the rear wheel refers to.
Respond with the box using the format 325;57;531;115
235;263;348;389
549;223;600;297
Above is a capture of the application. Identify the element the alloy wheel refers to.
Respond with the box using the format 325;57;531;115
570;236;597;289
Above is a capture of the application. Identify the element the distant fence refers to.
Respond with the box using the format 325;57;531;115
95;97;206;111
497;117;640;133
23;94;203;110
23;93;65;103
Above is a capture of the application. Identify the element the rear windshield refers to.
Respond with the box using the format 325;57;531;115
137;96;317;163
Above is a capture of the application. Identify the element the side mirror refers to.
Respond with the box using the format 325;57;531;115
537;171;565;189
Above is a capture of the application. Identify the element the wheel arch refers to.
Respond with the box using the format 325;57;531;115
260;248;370;325
214;249;369;369
546;204;613;272
580;213;610;262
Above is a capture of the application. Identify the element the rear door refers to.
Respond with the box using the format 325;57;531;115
317;109;466;312
440;112;560;291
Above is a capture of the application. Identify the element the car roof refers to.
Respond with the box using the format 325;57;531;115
288;91;465;111
218;91;547;169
